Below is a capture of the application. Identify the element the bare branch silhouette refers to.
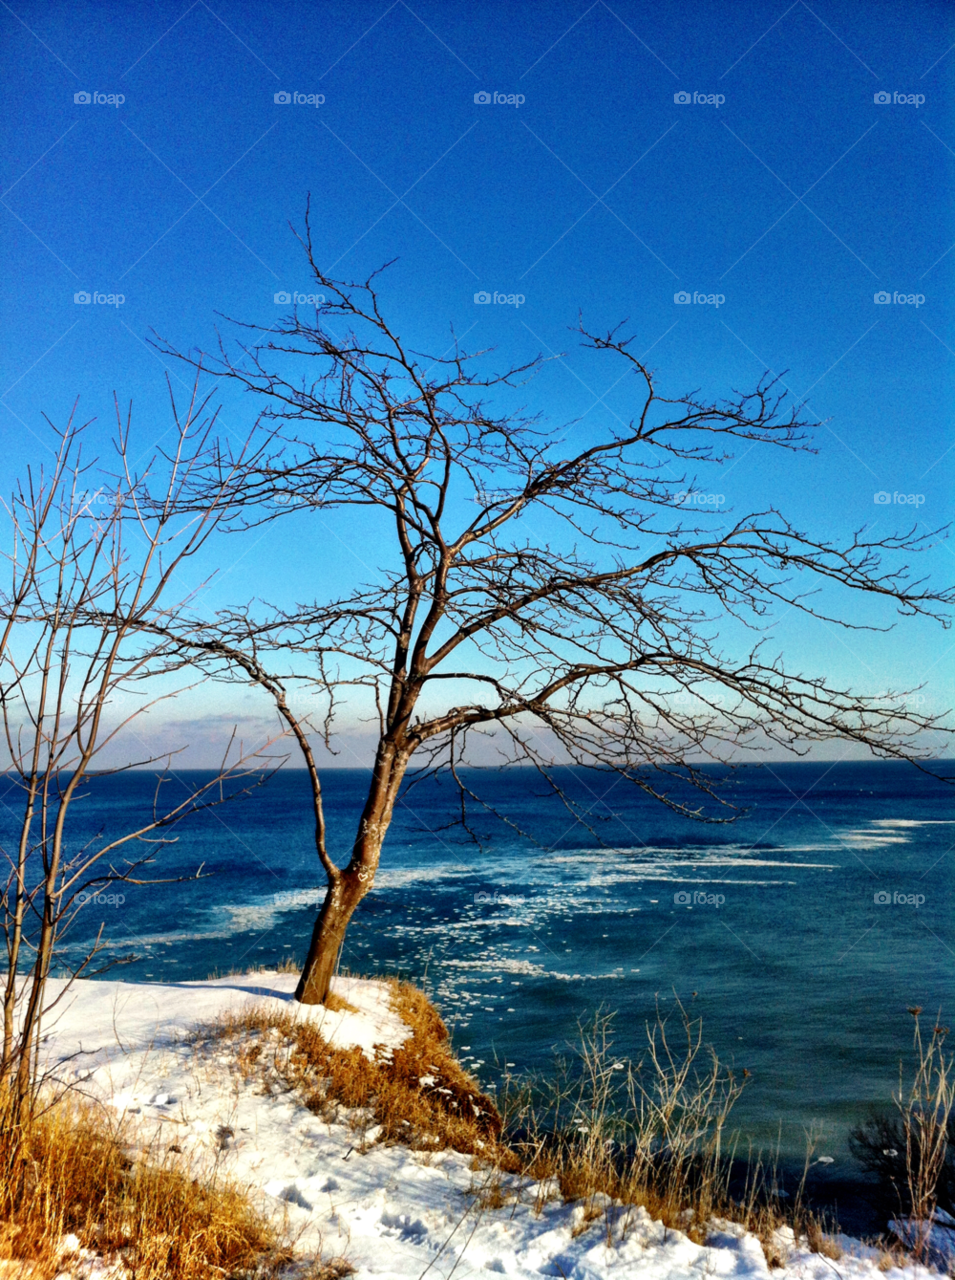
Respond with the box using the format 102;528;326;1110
150;219;952;1004
0;378;285;1114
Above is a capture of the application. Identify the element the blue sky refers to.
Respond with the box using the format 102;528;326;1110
1;0;953;760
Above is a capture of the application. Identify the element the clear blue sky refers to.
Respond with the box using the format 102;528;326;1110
2;0;952;759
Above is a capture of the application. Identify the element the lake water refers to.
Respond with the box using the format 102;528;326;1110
6;759;953;1222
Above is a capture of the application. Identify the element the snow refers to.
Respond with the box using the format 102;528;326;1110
36;970;409;1068
33;972;938;1280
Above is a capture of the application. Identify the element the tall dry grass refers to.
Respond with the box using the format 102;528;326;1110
497;1001;744;1241
0;1085;291;1279
895;1012;953;1260
850;1010;953;1264
495;999;845;1265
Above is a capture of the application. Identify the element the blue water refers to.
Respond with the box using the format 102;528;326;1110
4;760;953;1180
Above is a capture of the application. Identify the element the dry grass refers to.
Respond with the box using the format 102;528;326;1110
194;978;847;1267
496;1002;849;1267
876;1239;912;1271
322;991;358;1015
0;1086;290;1280
0;961;865;1278
497;1002;744;1244
192;976;510;1165
303;1262;356;1280
805;1218;844;1260
851;1011;954;1266
178;974;887;1272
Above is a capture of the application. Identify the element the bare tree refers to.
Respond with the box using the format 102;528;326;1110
154;226;952;1005
0;380;280;1115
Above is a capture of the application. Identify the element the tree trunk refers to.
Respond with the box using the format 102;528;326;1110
293;867;368;1004
294;739;408;1005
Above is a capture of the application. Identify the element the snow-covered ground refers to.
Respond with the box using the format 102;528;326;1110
34;972;948;1280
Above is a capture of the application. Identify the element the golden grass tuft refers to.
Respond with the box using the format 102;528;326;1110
805;1218;844;1260
0;1086;289;1279
322;991;358;1015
